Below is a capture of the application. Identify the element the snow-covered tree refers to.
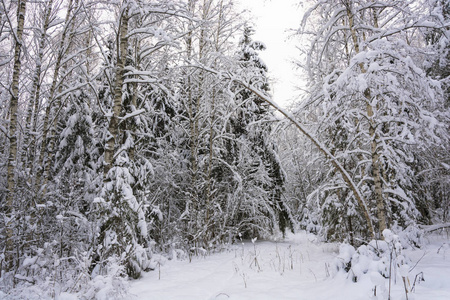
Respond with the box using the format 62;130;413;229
290;0;449;242
229;25;291;238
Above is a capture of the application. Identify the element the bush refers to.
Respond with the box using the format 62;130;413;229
333;229;411;286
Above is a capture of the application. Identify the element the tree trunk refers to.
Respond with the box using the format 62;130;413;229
104;5;129;175
36;0;75;188
42;0;80;189
22;0;53;180
367;101;387;235
128;36;140;162
205;0;224;241
5;0;27;272
346;1;387;236
185;0;199;233
239;81;376;239
191;63;376;239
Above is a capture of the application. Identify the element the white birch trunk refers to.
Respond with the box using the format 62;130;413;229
5;0;27;272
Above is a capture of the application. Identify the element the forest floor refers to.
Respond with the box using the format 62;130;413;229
130;231;450;300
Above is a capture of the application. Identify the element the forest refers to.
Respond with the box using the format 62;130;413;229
0;0;448;298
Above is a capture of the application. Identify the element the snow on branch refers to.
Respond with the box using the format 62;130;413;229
184;63;375;238
419;223;450;233
119;109;146;121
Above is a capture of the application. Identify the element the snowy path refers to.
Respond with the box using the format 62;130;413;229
130;232;450;300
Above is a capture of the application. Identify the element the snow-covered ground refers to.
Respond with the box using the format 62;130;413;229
130;231;450;300
1;231;448;299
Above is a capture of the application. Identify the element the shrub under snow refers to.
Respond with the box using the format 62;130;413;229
333;229;412;297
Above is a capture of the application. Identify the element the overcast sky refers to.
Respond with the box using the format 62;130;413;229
236;0;304;108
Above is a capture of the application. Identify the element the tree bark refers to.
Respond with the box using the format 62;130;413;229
22;0;53;179
104;4;129;175
346;1;387;236
42;0;80;189
5;0;27;272
205;0;224;240
36;0;75;188
185;0;199;231
367;98;387;235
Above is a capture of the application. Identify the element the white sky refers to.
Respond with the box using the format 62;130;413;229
236;0;304;108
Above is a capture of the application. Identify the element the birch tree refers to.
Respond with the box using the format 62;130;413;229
4;0;27;273
293;0;449;240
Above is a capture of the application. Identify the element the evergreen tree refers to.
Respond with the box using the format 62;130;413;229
230;25;291;238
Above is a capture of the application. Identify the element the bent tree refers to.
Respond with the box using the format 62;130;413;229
193;63;376;238
293;0;448;240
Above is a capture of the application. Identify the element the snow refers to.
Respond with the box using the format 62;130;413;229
120;109;146;121
128;231;450;300
419;223;450;233
22;256;38;268
0;232;449;299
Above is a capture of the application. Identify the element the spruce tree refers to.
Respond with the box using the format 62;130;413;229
230;25;291;238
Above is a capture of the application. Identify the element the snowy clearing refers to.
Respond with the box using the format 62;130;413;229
129;231;450;300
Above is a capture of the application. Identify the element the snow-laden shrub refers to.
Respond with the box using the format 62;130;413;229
333;229;411;285
392;223;424;249
81;256;130;300
0;245;132;300
0;244;82;299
